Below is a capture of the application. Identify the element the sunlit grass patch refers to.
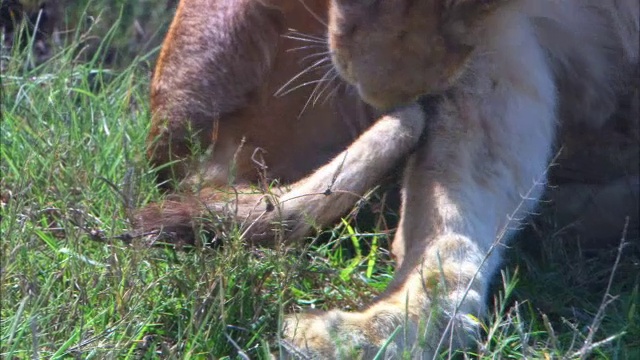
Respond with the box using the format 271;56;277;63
2;3;638;359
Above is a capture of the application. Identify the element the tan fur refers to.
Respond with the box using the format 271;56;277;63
282;1;638;358
137;0;638;358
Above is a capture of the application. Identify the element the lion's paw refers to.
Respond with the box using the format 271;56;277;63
279;302;483;359
280;307;447;359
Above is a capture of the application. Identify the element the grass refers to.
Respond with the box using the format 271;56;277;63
1;3;639;359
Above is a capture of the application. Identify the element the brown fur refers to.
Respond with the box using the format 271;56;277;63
137;0;638;357
147;0;376;188
140;0;391;245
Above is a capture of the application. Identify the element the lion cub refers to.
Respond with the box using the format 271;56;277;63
281;0;639;358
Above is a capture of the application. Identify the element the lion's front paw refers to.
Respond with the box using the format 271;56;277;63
282;311;374;359
281;308;443;359
280;301;483;359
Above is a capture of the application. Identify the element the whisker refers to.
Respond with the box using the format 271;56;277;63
321;79;343;106
288;29;326;38
274;59;332;97
299;51;332;64
295;0;328;27
309;69;336;102
282;34;326;44
276;79;327;98
282;35;327;44
286;45;327;53
298;68;335;118
312;72;339;106
286;29;327;42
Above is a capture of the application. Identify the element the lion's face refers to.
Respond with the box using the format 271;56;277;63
328;0;500;110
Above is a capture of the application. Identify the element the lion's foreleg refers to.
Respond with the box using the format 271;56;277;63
245;104;426;244
283;27;559;358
